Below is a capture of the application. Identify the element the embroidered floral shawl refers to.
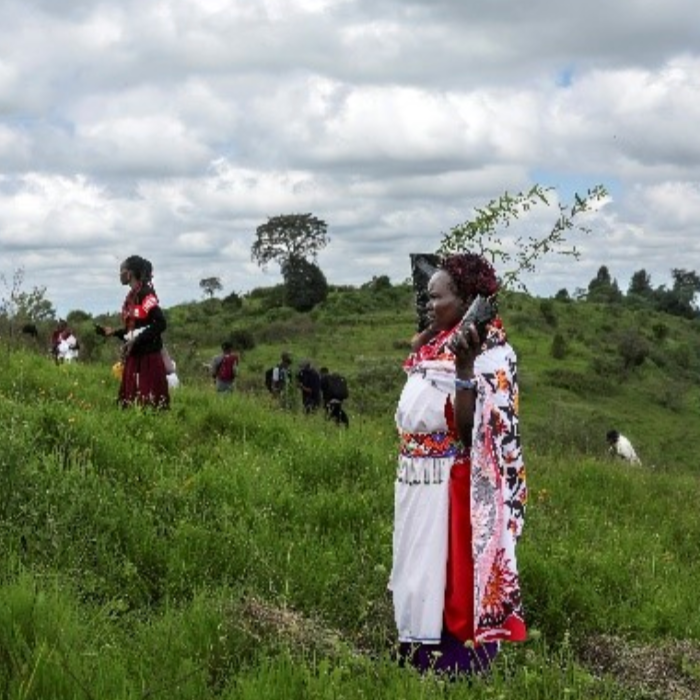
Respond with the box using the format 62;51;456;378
404;320;528;643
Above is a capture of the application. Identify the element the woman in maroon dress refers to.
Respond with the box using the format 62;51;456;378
101;256;170;409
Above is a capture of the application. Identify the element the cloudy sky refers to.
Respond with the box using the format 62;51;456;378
1;0;699;316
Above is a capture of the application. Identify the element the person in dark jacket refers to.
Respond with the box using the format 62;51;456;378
98;255;169;409
319;367;350;427
297;360;321;413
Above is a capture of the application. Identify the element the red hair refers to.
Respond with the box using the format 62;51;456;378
440;253;499;303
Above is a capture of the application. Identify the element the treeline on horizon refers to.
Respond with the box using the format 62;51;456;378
2;261;700;336
553;264;700;320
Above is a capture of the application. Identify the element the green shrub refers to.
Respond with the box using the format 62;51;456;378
544;368;601;396
550;332;568;359
590;354;622;377
222;291;243;309
282;256;328;312
540;299;558;326
668;342;696;371
616;329;650;370
651;321;669;341
228;329;256;351
254;316;314;344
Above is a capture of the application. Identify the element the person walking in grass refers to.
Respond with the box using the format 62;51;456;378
319;367;350;427
271;351;293;409
211;341;239;393
297;360;321;414
390;252;527;677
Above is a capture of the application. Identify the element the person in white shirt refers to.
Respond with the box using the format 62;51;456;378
56;333;79;363
606;430;642;465
166;360;180;389
51;319;79;363
271;352;293;408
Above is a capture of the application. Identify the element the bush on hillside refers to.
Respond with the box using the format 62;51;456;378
651;322;669;341
616;329;650;371
227;329;256;351
550;332;568;360
66;309;92;324
649;377;687;412
666;341;700;373
590;354;622;378
282;256;328;312
200;298;221;316
254;316;315;345
506;310;553;335
314;285;413;323
222;291;243;310
361;275;392;292
255;285;286;311
545;368;602;396
539;299;558;327
314;293;367;319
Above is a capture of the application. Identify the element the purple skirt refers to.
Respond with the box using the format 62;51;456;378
398;631;499;677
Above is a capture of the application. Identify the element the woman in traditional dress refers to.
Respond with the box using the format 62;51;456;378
51;319;79;364
390;252;527;676
101;255;170;409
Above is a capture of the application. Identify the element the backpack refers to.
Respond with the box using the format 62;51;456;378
265;366;275;392
325;373;349;401
216;354;238;382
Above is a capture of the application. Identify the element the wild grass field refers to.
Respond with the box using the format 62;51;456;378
1;284;699;699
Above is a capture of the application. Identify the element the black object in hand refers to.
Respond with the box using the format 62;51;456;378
455;295;497;346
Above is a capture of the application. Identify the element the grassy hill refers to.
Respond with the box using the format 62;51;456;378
57;281;700;472
1;284;699;698
121;282;700;472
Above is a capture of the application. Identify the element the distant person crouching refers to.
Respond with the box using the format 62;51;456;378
606;430;642;466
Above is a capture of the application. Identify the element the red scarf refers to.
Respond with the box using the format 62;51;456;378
122;284;159;330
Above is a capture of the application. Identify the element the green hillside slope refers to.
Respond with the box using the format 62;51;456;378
146;284;700;473
1;285;699;698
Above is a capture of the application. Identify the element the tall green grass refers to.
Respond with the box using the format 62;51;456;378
0;316;698;697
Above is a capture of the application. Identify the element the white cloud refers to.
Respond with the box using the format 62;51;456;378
0;0;700;316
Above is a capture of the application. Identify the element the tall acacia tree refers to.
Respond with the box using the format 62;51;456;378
199;276;223;299
251;213;329;270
